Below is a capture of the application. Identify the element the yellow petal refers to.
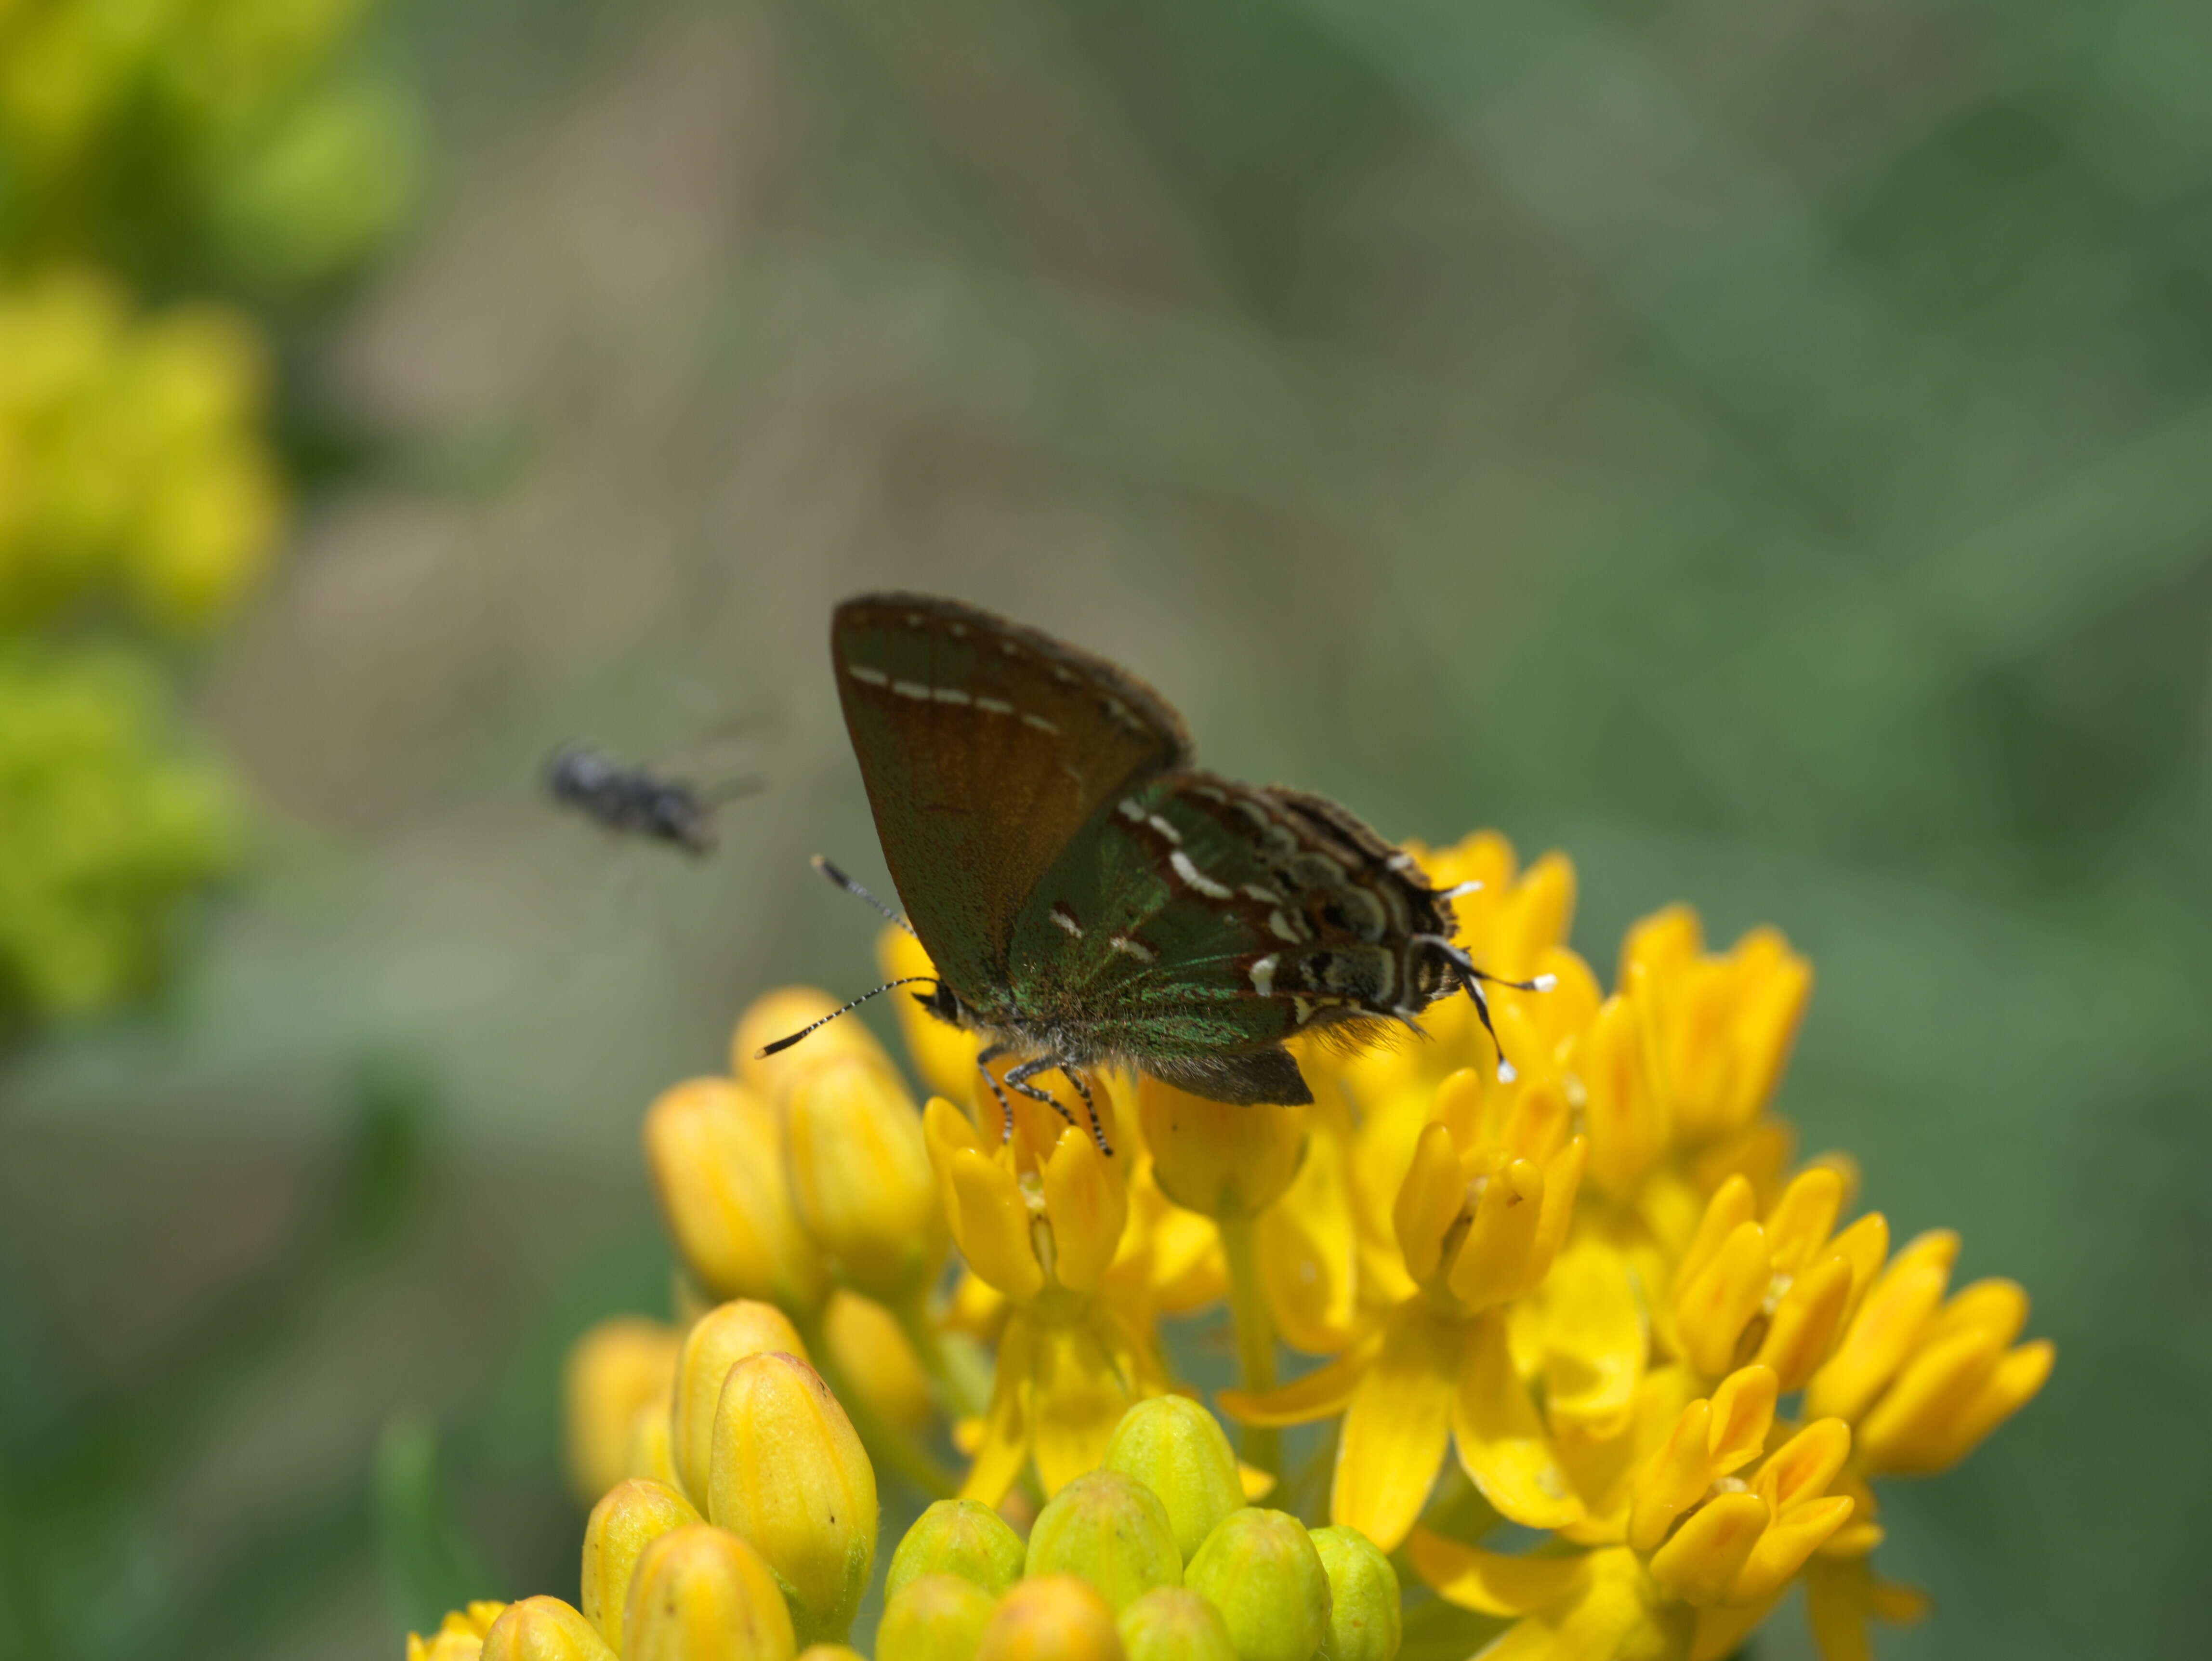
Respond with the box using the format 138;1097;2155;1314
1763;1168;1844;1275
1405;1529;1591;1617
1480;1547;1662;1661
1330;1305;1459;1551
1257;1125;1360;1353
1626;1397;1712;1554
1672;1175;1758;1299
1754;1418;1851;1512
1029;1318;1134;1496
1579;996;1666;1200
1538;1235;1646;1434
1804;1236;1954;1423
1674;1221;1771;1379
1728;1494;1855;1605
1705;1366;1778;1475
1448;1157;1545;1311
961;1315;1034;1503
1218;1329;1383;1427
1911;1338;2054;1473
1530;1136;1586;1280
1825;1214;1890;1324
950;1148;1045;1303
1647;1491;1768;1607
1043;1128;1127;1293
1393;1122;1463;1285
1452;1308;1585;1532
1237;1462;1277;1502
1756;1252;1854;1391
1922;1277;2029;1350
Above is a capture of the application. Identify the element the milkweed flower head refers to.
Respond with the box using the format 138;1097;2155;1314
479;828;2047;1661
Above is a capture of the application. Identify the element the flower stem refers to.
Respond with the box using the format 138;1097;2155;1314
1218;1212;1280;1476
892;1288;992;1421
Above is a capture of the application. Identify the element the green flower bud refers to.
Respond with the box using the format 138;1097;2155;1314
1117;1589;1237;1661
1025;1471;1182;1613
1102;1398;1244;1565
1305;1529;1398;1661
889;1500;1029;1599
1183;1511;1330;1661
877;1573;1001;1661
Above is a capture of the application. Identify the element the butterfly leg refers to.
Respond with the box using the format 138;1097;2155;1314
1003;1056;1082;1137
975;1043;1016;1142
1055;1064;1112;1158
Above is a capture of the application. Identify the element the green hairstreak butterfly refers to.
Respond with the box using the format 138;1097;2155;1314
765;593;1547;1144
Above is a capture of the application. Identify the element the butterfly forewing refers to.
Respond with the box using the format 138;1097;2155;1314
832;594;1191;1003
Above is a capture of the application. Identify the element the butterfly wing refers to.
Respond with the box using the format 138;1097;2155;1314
832;593;1193;1004
1009;772;1457;1100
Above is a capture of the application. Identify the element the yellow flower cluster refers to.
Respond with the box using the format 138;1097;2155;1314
0;270;285;633
526;829;2045;1661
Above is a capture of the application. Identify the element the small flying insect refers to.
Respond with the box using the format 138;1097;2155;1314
544;743;760;855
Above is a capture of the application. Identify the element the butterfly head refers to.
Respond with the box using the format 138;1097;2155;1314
911;978;968;1030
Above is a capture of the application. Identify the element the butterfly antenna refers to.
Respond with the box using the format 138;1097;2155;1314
813;855;918;938
1416;936;1557;1083
755;976;936;1057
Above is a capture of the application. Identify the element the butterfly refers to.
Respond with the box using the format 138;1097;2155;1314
768;593;1542;1144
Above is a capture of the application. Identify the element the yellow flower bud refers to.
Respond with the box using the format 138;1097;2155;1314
736;988;897;1101
1117;1589;1236;1661
564;1317;683;1504
786;1053;947;1302
1183;1510;1331;1661
410;1603;508;1661
1103;1397;1244;1565
1026;1470;1183;1613
881;926;980;1102
977;1576;1126;1661
1305;1529;1397;1661
707;1351;878;1646
627;1393;680;1488
1136;1075;1304;1219
625;1524;798;1661
582;1478;703;1645
800;1648;868;1661
645;1079;829;1312
481;1596;616;1661
823;1289;934;1431
878;1573;1001;1661
888;1499;1029;1599
672;1301;808;1506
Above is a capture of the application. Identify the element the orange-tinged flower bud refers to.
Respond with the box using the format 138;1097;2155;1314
889;1499;1029;1599
1183;1510;1331;1661
1307;1527;1398;1661
646;1079;829;1312
1137;1074;1304;1219
801;1647;868;1661
1026;1471;1182;1613
736;988;898;1101
707;1352;877;1646
582;1478;703;1644
564;1317;682;1505
481;1596;616;1661
823;1289;934;1431
878;1573;1000;1661
1117;1589;1236;1661
1103;1397;1245;1565
672;1301;808;1505
786;1054;946;1303
625;1524;797;1661
977;1576;1125;1661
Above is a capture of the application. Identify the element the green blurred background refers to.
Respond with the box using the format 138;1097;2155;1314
2;0;2207;1656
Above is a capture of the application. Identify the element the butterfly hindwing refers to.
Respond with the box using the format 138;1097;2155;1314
833;594;1191;1004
